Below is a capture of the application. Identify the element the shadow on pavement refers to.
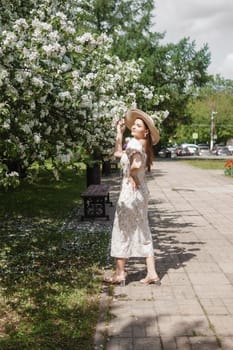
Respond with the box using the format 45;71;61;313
149;205;205;280
104;314;220;350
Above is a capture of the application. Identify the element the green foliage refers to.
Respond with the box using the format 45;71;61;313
76;0;155;35
187;76;233;144
151;39;211;142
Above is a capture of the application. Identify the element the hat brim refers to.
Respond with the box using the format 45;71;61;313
125;109;160;145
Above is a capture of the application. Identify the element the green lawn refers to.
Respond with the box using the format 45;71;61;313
0;168;110;350
182;159;227;170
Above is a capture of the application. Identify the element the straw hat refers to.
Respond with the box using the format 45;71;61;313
125;108;160;145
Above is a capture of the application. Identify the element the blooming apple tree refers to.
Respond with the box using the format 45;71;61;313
0;6;162;188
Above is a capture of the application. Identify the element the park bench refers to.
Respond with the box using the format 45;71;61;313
81;184;112;220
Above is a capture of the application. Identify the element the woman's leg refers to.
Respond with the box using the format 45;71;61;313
146;256;159;278
115;257;126;277
104;257;126;284
140;256;160;284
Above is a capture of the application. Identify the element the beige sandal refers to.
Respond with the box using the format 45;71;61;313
104;275;126;287
140;276;161;285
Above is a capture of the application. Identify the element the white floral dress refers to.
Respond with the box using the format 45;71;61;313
110;138;154;258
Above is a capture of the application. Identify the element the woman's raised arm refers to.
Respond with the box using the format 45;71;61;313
113;119;126;158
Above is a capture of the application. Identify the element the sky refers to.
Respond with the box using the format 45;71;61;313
153;0;233;80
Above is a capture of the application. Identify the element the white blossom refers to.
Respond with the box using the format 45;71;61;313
32;77;44;88
13;18;29;30
58;91;71;100
77;33;95;45
0;69;9;80
64;26;75;35
45;126;52;135
34;133;41;144
42;42;63;56
6;171;19;177
3;32;17;47
3;120;10;129
32;19;52;32
21;124;32;134
145;92;153;99
60;63;72;72
48;30;59;41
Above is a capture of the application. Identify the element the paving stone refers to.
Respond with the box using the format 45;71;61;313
188;336;221;350
133;337;162;350
192;284;233;298
158;315;214;337
172;285;196;300
223;298;233;315
220;336;233;350
168;272;190;285
120;284;153;300
188;272;230;285
128;301;157;318
177;299;204;316
106;337;133;350
107;323;132;338
155;300;180;316
208;315;233;336
189;262;222;273
161;336;178;350
175;336;192;350
151;285;175;300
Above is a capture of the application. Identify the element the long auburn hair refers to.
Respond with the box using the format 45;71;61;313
142;120;154;172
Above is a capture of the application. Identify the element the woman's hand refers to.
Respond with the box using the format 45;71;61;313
128;175;139;191
116;119;126;135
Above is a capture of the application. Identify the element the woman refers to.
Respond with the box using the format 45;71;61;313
105;108;161;286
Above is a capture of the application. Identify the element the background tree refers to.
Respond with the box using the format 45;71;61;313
187;75;233;145
72;0;211;143
152;39;211;143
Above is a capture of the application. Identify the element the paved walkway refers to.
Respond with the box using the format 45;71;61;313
94;159;233;350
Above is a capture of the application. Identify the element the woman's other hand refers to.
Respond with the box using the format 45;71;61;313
128;175;139;191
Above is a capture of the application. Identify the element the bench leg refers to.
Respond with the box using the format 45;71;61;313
81;197;109;220
105;193;113;207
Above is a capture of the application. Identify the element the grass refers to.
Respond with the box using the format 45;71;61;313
0;167;110;350
0;167;85;219
182;159;228;170
179;158;233;178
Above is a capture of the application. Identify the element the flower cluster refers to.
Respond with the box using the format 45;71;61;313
0;166;20;190
0;3;164;188
224;159;233;177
